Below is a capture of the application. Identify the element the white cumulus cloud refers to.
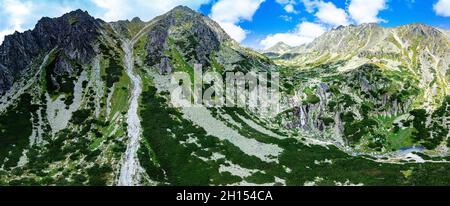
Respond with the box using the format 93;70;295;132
210;0;265;42
260;0;348;49
297;1;349;26
261;0;391;49
284;4;298;13
0;29;14;43
296;21;326;37
217;21;247;42
2;0;32;30
301;0;318;13
275;0;298;13
348;0;387;24
315;1;349;26
260;21;326;49
0;0;33;43
301;0;387;25
433;0;450;17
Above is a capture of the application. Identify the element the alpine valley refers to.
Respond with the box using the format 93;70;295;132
1;6;450;186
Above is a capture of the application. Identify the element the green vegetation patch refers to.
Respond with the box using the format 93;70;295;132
139;86;251;185
0;93;34;169
303;87;320;105
42;52;82;105
100;43;124;88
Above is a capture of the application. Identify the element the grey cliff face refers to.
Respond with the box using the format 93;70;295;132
0;64;13;95
145;6;231;73
0;9;101;95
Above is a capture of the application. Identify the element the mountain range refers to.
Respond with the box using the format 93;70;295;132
0;6;449;186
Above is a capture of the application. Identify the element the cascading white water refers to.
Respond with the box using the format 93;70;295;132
117;39;144;186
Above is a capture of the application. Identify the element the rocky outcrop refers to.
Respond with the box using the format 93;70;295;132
144;6;231;73
0;64;13;96
281;63;426;149
288;83;330;132
0;9;101;95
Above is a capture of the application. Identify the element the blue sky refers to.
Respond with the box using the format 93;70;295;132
0;0;449;50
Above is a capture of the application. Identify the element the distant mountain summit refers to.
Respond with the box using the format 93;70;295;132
265;42;292;54
266;23;450;56
269;23;450;107
303;23;449;57
270;22;450;155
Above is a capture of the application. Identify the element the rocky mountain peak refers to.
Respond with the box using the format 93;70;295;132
63;9;92;19
34;9;99;33
131;17;144;24
398;23;444;39
144;5;232;73
359;22;380;28
163;5;230;41
0;9;101;95
266;42;292;54
295;22;450;58
334;25;347;30
169;5;195;13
